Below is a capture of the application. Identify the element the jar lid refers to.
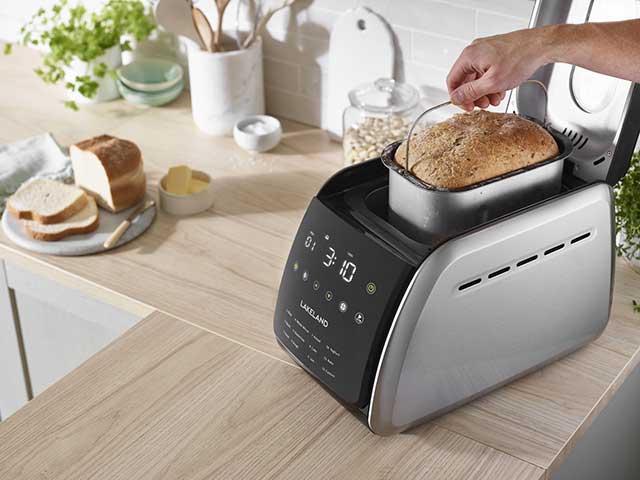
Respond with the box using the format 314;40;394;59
348;78;420;115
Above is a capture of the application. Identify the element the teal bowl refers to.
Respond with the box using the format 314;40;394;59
117;59;183;92
117;79;184;107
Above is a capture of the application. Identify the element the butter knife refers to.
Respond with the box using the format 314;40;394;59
103;199;155;249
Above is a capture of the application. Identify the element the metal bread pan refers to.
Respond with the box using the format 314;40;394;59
380;121;574;242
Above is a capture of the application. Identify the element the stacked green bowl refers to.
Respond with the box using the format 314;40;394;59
116;59;184;107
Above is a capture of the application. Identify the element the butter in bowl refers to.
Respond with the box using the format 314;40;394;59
159;165;214;215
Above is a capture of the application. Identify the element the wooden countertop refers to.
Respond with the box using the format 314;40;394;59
0;46;639;479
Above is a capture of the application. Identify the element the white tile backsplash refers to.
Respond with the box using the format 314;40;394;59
476;10;531;37
412;31;468;70
11;0;621;128
379;0;478;40
264;57;301;93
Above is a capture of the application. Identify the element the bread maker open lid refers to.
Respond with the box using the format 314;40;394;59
507;0;640;186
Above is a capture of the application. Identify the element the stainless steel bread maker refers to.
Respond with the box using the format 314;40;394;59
273;0;640;435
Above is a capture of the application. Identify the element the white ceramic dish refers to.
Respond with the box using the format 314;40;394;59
117;59;184;92
158;170;214;216
233;115;282;152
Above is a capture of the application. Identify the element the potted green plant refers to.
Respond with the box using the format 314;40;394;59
615;151;640;273
17;0;155;110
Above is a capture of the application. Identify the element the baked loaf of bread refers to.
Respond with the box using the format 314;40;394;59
394;110;559;189
70;135;146;212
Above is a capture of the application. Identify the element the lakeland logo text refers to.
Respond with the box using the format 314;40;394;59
300;299;329;328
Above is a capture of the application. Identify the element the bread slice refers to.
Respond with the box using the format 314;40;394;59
70;135;146;213
23;194;99;241
7;178;88;224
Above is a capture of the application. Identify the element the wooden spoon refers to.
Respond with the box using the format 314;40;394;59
192;7;215;52
213;0;232;52
154;0;205;50
243;0;296;49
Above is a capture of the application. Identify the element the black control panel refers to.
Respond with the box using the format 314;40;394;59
274;197;414;408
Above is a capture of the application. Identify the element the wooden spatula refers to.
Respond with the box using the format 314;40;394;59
192;7;215;52
213;0;232;52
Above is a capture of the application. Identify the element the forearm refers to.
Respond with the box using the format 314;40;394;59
541;20;640;82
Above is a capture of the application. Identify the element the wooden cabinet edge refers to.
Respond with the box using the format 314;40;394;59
0;246;153;318
547;349;640;477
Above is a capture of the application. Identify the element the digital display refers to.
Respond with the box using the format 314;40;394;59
274;198;416;407
304;231;357;283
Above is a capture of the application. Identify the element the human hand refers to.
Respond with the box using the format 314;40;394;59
446;28;551;111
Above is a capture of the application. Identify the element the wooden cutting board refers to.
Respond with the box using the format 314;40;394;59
327;7;395;140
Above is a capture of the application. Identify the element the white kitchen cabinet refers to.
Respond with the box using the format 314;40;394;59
0;260;142;417
0;260;29;420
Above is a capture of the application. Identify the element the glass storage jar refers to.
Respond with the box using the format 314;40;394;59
342;78;420;166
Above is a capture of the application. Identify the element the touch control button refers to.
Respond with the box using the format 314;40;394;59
325;291;333;301
302;270;309;282
321;366;336;378
326;345;341;358
339;301;348;313
313;280;320;291
366;282;377;295
354;312;365;325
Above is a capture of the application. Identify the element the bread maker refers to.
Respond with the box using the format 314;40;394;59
273;0;640;435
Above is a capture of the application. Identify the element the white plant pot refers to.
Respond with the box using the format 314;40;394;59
64;45;122;104
187;38;265;136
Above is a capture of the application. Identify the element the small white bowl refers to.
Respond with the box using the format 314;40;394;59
158;170;214;216
117;59;184;92
233;115;282;153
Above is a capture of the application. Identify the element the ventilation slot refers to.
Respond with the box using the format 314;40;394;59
459;233;591;293
488;266;510;279
544;243;565;256
517;255;538;267
459;278;481;291
560;127;589;149
594;157;606;166
577;136;589;150
571;232;591;244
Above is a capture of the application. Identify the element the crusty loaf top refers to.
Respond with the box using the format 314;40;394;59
394;110;559;190
73;135;142;180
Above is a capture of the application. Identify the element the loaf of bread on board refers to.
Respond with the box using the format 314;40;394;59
71;135;146;212
394;110;559;189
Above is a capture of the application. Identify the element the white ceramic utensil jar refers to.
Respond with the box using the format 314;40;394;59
187;38;265;136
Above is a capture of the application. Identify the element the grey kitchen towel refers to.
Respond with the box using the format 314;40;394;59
0;133;73;211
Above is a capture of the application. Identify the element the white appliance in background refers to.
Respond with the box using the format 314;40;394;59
327;7;395;140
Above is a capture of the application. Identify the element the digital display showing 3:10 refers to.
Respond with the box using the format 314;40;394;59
304;233;357;283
